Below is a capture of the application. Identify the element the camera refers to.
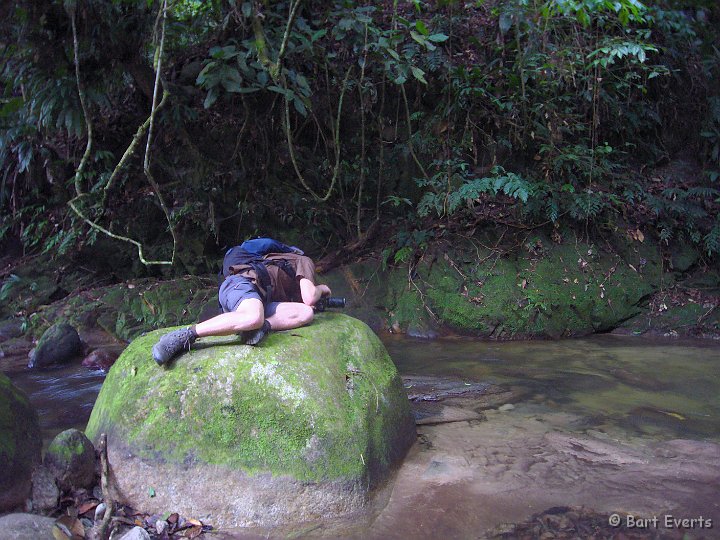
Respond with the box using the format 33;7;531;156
315;297;346;311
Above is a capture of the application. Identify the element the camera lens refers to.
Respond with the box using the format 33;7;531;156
326;297;346;308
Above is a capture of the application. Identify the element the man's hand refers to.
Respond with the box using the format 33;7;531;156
300;278;331;306
317;284;331;298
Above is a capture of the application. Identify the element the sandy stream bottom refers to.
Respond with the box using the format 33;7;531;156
214;403;720;539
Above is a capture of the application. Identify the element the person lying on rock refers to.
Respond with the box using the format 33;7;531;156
152;251;332;366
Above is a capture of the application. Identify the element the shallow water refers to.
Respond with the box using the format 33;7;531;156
4;333;720;538
383;334;720;442
8;363;106;443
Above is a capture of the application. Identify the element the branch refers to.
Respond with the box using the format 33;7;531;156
276;0;303;70
284;65;351;202
66;0;175;267
143;0;178;265
102;91;169;205
68;197;172;265
68;1;92;196
97;433;116;540
400;83;429;180
252;0;303;82
356;23;368;236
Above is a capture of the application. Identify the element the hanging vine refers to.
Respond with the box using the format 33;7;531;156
67;0;176;266
66;0;92;197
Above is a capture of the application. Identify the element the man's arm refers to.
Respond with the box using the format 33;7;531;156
299;278;331;306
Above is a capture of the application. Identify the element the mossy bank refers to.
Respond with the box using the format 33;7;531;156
3;233;717;344
85;313;415;527
325;233;717;339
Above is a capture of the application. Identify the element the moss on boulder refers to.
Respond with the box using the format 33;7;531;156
0;372;41;512
381;236;661;338
85;313;415;527
44;429;96;491
28;322;82;368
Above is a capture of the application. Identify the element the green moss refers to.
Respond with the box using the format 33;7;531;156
383;237;666;338
86;314;414;484
30;276;217;341
0;372;41;498
385;270;426;331
47;432;86;462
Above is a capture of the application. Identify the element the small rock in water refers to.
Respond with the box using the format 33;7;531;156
28;323;82;368
498;403;515;412
81;349;118;372
406;323;439;339
0;318;24;342
118;526;151;540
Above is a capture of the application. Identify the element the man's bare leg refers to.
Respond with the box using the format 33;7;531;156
153;298;264;365
241;301;314;346
265;302;314;330
194;298;264;336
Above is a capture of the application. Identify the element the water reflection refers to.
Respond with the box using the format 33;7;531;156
8;364;105;441
382;334;720;441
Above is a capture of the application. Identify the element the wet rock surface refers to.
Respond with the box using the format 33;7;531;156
44;428;96;491
351;406;720;540
0;318;24;342
81;348;119;372
28;322;82;368
29;465;59;512
86;314;415;528
402;375;524;425
0;513;56;540
0;372;41;512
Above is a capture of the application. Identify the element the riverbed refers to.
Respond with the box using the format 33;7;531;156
3;333;720;539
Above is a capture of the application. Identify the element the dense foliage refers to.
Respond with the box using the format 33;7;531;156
1;0;718;273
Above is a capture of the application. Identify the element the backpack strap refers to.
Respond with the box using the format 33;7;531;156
264;258;296;282
249;261;274;304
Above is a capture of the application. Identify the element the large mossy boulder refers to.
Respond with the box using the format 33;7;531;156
378;235;663;338
0;372;42;512
85;313;415;528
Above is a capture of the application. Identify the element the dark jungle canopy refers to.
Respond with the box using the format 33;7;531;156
1;0;719;275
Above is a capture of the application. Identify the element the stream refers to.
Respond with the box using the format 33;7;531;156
3;333;720;539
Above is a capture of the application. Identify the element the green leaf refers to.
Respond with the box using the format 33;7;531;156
221;69;243;92
428;33;449;43
312;29;327;42
386;48;401;61
241;2;251;18
293;96;307;116
196;63;214;86
203;88;218;109
410;30;426;45
415;20;429;36
411;66;427;84
268;85;293;98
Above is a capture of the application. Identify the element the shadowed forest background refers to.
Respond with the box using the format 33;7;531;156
1;0;719;280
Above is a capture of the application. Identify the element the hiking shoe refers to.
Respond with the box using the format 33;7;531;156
152;327;197;366
243;320;271;346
